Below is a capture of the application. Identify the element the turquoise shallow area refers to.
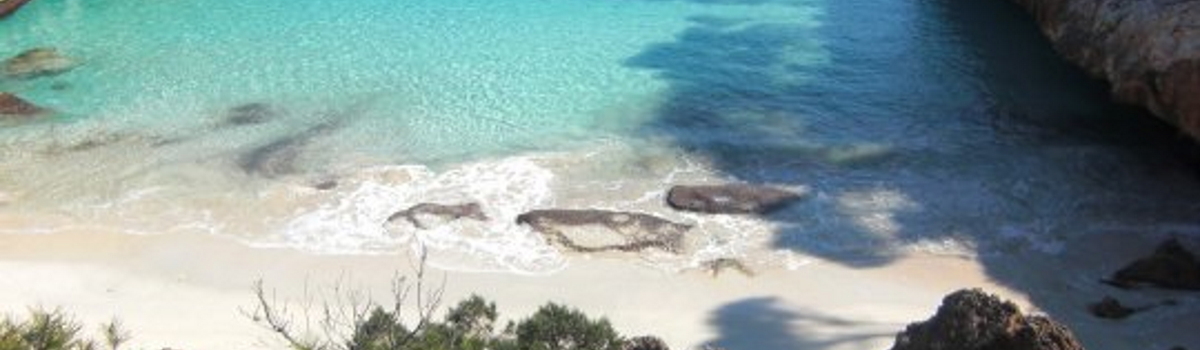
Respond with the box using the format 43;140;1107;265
3;0;1200;273
1;0;815;162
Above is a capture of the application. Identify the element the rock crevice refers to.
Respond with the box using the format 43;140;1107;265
1009;0;1200;139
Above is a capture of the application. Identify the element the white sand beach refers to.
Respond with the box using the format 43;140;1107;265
0;228;1010;350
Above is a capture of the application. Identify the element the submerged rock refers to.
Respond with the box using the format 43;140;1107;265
2;47;77;79
1008;0;1200;140
1088;296;1137;319
0;0;34;19
516;209;692;253
1105;238;1200;290
666;184;802;214
890;289;1084;350
223;102;278;126
238;121;340;177
0;92;48;120
387;202;489;229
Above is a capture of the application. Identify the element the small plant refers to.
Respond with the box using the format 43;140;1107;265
0;308;129;350
248;249;644;350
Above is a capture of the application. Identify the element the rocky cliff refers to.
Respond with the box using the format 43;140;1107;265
1009;0;1200;139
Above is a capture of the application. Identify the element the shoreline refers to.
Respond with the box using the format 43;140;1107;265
0;230;1023;350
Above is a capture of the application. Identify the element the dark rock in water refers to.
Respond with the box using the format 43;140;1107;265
313;180;338;190
516;209;692;253
238;121;339;178
2;47;77;79
1107;238;1200;290
1088;296;1137;319
666;184;802;214
622;336;669;350
0;92;48;119
890;289;1084;350
224;103;278;126
1008;0;1200;141
387;202;488;229
0;0;34;19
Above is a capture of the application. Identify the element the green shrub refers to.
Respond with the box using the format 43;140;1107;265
444;295;496;338
514;303;622;350
347;307;411;350
0;309;128;350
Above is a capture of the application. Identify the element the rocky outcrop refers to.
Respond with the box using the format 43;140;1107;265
666;184;802;215
0;92;48;120
3;48;77;79
1008;0;1200;139
0;0;34;19
517;209;692;253
387;202;489;229
1105;238;1200;290
891;289;1084;350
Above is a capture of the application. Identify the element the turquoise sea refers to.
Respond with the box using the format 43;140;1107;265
2;0;1199;273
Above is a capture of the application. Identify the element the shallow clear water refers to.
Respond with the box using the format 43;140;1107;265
2;0;1198;273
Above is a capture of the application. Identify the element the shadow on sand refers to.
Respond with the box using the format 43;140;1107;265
703;297;895;350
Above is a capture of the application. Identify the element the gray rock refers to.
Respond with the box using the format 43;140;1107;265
387;202;489;229
667;184;802;214
516;209;692;253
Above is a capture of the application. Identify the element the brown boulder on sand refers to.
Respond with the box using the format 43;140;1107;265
666;184;803;215
0;92;48;119
890;289;1084;350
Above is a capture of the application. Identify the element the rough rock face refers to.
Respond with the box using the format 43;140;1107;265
517;209;692;253
0;92;48;118
3;48;78;79
1107;238;1200;290
1008;0;1200;139
891;289;1084;350
666;184;803;214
